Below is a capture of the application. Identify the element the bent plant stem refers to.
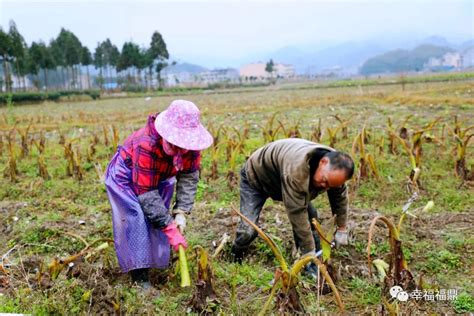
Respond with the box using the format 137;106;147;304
367;216;412;286
231;206;287;271
190;246;218;312
232;206;344;313
48;238;113;279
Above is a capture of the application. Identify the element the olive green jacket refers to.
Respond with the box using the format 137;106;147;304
245;138;349;254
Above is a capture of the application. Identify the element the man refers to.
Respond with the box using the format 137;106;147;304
231;138;354;276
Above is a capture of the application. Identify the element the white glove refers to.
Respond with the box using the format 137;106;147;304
334;229;348;247
173;211;186;233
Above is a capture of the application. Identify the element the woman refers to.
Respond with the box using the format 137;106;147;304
105;100;213;289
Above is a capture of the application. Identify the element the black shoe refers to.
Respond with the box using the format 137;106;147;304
130;268;150;283
303;262;319;280
230;245;245;264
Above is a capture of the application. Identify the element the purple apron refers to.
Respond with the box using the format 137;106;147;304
105;149;175;272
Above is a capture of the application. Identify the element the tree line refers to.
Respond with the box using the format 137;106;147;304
0;20;170;92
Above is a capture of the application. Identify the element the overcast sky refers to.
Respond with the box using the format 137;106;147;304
1;0;473;67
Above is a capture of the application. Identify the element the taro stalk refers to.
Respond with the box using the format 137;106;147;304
87;137;97;163
19;123;32;158
326;126;341;148
179;246;191;287
33;132;50;180
73;148;84;181
412;117;441;166
232;206;344;314
226;145;239;189
311;218;341;295
311;218;334;264
449;116;474;180
352;127;379;183
387;118;398;155
58;131;65;145
208;124;223;180
242;121;250;140
278;120;302;138
47;238;113;280
4;128;19;182
333;114;351;139
102;125;110;147
111;125;119;151
367;198;433;309
189;246;218;313
38;131;46;154
398;115;412;140
92;131;100;146
231;126;247;154
310;118;322;143
377;135;385;156
63;140;75;177
391;131;420;194
261;112;282;142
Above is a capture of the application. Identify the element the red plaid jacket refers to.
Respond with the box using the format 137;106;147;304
119;113;201;196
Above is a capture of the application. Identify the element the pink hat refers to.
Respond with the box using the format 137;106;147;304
155;100;213;151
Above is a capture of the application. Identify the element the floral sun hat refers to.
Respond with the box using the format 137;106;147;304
155;100;213;151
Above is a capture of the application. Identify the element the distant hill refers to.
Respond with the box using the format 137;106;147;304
360;44;454;75
259;35;471;75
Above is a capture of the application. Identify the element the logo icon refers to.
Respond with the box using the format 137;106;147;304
390;285;409;302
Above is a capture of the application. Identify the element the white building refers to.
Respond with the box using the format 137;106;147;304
199;68;239;84
1;74;34;92
425;52;462;69
461;47;474;68
239;62;295;81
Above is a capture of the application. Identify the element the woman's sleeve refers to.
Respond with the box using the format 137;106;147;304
132;144;171;228
175;151;201;212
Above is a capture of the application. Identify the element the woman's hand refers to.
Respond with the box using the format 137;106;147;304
161;223;188;251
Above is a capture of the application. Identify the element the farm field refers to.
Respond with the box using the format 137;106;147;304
0;79;473;314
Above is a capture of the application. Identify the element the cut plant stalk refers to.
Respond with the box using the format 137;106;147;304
189;246;218;313
448;116;474;180
352;127;379;184
4;128;19;182
333;114;351;139
19;123;32;158
326;126;341;148
179;245;191;287
232;206;344;314
261;112;282;143
46;238;113;280
310;118;322;143
111;125;119;151
208;124;223;180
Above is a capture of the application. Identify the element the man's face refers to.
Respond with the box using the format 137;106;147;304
312;157;348;190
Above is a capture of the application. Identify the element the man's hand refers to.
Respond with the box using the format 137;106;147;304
173;209;187;233
334;226;349;247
